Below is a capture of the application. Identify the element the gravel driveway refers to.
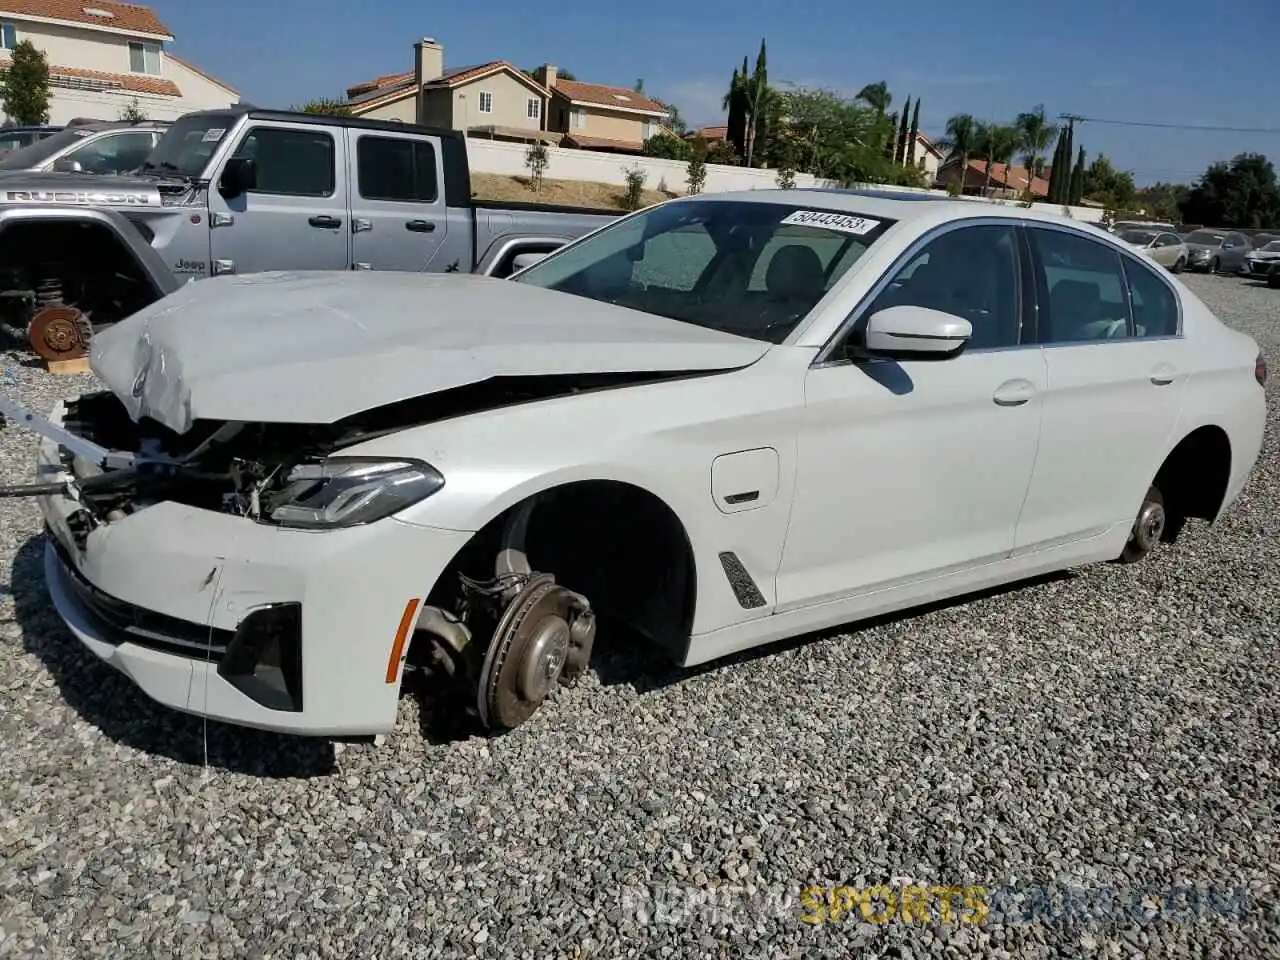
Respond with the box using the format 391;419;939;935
1;273;1277;958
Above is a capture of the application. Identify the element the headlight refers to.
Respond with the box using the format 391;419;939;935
265;457;445;529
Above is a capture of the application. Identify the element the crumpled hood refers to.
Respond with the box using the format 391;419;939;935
91;270;771;434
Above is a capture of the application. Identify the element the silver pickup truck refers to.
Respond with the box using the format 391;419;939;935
0;107;616;359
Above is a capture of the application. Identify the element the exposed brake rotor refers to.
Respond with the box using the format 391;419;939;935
477;572;596;731
28;306;91;361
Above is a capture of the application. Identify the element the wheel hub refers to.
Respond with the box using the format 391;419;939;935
28;306;90;361
517;614;571;701
1132;499;1166;552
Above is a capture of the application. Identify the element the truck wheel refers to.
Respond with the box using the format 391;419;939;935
1118;486;1165;564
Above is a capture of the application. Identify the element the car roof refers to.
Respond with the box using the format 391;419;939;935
677;187;1109;234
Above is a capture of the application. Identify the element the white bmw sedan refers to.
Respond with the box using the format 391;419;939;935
11;190;1268;736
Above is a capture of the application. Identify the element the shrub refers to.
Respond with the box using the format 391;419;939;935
622;166;647;210
524;141;549;192
642;133;691;160
686;153;708;195
119;97;147;122
946;180;962;198
776;166;797;189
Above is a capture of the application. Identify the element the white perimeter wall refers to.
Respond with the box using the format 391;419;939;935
465;137;1106;223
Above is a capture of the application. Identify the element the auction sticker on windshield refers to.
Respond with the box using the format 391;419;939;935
201;128;226;143
780;210;881;235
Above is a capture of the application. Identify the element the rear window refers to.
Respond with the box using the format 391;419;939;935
356;135;438;203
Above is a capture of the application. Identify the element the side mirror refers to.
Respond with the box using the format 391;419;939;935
510;251;548;272
857;305;972;360
51;157;82;173
218;156;257;198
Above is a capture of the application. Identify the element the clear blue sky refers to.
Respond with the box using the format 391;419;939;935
150;0;1280;186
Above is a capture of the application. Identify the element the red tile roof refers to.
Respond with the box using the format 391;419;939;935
552;79;667;116
685;124;727;140
0;56;180;95
165;51;236;95
347;61;549;103
0;0;171;37
965;159;1049;197
346;71;413;99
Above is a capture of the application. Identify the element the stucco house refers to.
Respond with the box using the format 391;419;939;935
0;0;237;124
346;39;558;144
936;157;1050;199
531;64;669;153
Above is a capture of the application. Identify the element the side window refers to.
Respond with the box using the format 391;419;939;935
64;131;155;174
1122;257;1179;338
865;224;1021;350
1029;227;1131;343
356;136;438;203
631;223;717;292
232;126;335;197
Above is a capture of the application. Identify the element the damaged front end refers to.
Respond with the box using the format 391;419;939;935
3;375;624;733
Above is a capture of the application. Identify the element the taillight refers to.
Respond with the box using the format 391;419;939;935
1257;352;1268;388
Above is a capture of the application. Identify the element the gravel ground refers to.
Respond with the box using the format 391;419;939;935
1;273;1278;959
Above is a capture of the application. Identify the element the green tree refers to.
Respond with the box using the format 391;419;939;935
1047;125;1072;203
522;67;576;81
744;38;770;167
1068;145;1086;204
895;97;910;165
906;98;921;168
883;111;898;160
1081;153;1137;209
524;141;549;192
654;98;686;135
723;58;750;159
770;86;895;185
1134;181;1188;222
642;133;691;160
973;122;1020;197
295;98;352;116
855;81;891;118
1014;104;1057;180
0;40;51;125
1179;153;1280;228
938;113;977;194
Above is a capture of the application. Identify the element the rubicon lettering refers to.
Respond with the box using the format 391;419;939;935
3;190;154;206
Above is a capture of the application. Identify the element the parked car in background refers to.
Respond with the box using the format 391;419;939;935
0;125;63;157
0;120;169;175
3;192;1266;737
1118;228;1187;272
1111;219;1178;234
1244;240;1280;283
1248;232;1278;249
1182;229;1251;274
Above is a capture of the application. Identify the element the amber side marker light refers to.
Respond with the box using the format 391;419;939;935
1257;352;1268;388
386;598;422;684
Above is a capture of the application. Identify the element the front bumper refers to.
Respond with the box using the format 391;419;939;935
1245;260;1277;278
35;405;473;736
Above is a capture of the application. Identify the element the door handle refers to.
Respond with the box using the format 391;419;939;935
1150;363;1178;386
993;379;1036;407
308;215;341;229
406;220;436;233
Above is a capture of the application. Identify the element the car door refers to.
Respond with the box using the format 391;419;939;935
207;120;349;275
346;130;448;271
774;221;1047;609
1223;233;1249;272
53;129;160;174
1012;225;1188;554
1150;233;1179;268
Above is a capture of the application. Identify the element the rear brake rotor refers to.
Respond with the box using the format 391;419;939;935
477;573;578;730
28;306;90;361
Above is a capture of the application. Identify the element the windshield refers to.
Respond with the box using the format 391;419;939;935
1119;230;1158;245
1259;241;1280;253
141;113;238;177
0;127;91;170
1185;231;1224;246
511;199;894;344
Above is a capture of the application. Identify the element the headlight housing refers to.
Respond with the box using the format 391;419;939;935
264;457;445;529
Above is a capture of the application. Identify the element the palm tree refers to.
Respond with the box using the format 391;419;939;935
1014;104;1058;185
856;81;891;118
975;122;1020;197
938;113;977;194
